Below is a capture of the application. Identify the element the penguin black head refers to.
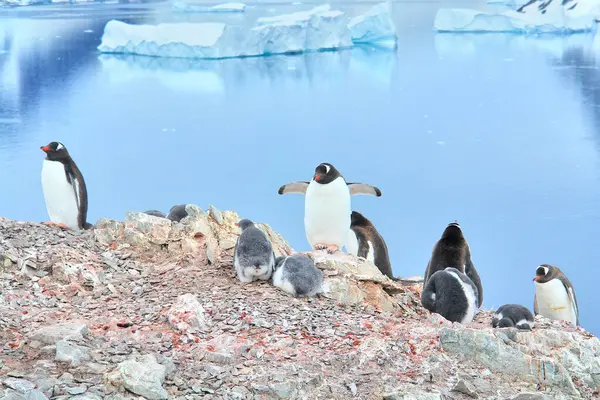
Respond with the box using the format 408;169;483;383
534;264;554;283
41;141;70;161
441;221;464;242
350;211;373;228
313;162;341;184
236;219;255;230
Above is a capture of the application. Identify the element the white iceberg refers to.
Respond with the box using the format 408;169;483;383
98;3;397;59
348;2;397;47
172;1;247;13
435;1;596;33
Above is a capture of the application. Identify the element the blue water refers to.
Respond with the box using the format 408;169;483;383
0;0;599;334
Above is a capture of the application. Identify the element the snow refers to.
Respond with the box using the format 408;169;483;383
349;2;396;48
172;1;247;13
434;2;596;33
98;3;398;60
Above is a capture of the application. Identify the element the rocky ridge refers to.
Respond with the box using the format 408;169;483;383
0;206;599;400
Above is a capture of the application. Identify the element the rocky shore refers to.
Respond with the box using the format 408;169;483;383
1;206;599;400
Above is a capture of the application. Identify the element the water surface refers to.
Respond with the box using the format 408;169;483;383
0;0;599;334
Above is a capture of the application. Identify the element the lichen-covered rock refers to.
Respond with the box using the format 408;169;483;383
312;252;401;312
439;327;590;396
167;293;209;333
124;212;172;246
106;354;168;400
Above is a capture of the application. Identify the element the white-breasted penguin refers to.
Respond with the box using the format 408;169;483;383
492;304;535;330
345;211;394;280
424;221;483;307
278;162;381;254
533;264;579;326
40;141;91;230
234;219;275;283
421;267;479;324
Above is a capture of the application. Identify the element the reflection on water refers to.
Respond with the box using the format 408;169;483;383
98;45;398;92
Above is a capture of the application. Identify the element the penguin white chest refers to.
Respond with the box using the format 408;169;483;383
41;160;80;230
535;280;577;325
304;178;351;248
447;270;477;324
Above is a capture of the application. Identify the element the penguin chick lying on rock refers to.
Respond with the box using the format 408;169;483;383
492;304;534;330
421;267;479;324
272;253;324;297
234;219;275;283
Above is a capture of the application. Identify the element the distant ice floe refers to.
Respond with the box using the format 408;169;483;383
97;3;397;60
172;1;247;13
435;0;597;34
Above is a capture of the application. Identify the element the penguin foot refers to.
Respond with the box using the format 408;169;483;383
326;245;339;254
313;244;329;251
42;222;70;230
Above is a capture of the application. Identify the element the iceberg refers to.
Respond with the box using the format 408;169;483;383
348;2;397;48
172;1;247;13
98;3;397;60
434;1;596;34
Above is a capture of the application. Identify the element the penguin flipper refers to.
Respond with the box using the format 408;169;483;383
533;294;539;316
347;183;382;197
567;286;579;326
278;181;309;195
464;247;483;307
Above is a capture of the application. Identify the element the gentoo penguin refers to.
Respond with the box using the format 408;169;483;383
278;162;381;254
272;253;324;297
492;304;535;330
167;204;188;222
533;264;579;326
517;0;577;15
143;210;167;218
345;211;394;280
40;141;91;230
424;221;483;307
234;218;275;283
421;267;479;324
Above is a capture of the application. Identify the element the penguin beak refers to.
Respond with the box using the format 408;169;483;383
533;276;541;281
40;146;51;152
314;174;321;181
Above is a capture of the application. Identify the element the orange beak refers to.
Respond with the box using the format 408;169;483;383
533;276;541;281
40;146;51;152
235;223;239;227
314;174;321;181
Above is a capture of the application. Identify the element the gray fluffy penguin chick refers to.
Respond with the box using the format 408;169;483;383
272;253;324;297
421;267;479;324
234;219;275;283
492;304;535;330
167;204;189;222
143;210;167;218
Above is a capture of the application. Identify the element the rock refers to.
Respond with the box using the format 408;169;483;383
167;293;209;333
451;379;478;398
25;390;49;400
69;394;103;400
269;381;297;399
511;394;550;400
382;390;443;400
66;387;87;395
55;340;91;366
1;389;26;400
29;322;90;345
439;328;579;395
124;212;172;246
3;378;35;393
106;354;168;400
94;218;124;245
